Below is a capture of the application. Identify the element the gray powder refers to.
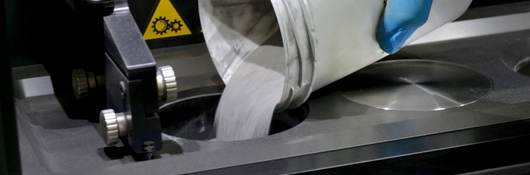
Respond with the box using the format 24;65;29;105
215;46;286;141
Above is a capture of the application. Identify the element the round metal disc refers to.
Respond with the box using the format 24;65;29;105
342;59;492;111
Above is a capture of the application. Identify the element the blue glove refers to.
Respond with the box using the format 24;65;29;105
377;0;433;54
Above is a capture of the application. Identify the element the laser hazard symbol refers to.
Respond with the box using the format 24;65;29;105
143;0;192;40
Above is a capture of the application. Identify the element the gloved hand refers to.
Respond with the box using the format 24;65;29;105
377;0;433;54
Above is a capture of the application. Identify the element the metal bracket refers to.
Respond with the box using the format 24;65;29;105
102;0;161;159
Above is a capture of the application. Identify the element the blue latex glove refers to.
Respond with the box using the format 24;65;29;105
377;0;433;54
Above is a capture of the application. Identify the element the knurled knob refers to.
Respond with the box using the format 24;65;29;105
72;69;89;100
157;65;177;103
72;69;103;100
99;109;120;145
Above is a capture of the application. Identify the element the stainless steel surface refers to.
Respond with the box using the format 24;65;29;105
156;65;178;103
342;59;492;111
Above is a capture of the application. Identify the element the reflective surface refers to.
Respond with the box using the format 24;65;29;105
159;94;219;140
515;57;530;77
342;59;492;111
158;94;308;140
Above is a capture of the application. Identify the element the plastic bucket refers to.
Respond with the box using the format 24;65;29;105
199;0;472;110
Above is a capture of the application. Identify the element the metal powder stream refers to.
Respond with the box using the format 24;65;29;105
214;46;286;141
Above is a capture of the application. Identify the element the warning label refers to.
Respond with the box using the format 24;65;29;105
143;0;192;40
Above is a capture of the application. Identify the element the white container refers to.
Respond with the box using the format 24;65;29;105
199;0;472;110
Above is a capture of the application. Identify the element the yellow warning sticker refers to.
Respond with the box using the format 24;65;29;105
143;0;192;40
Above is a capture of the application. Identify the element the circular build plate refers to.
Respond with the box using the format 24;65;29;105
342;59;492;111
